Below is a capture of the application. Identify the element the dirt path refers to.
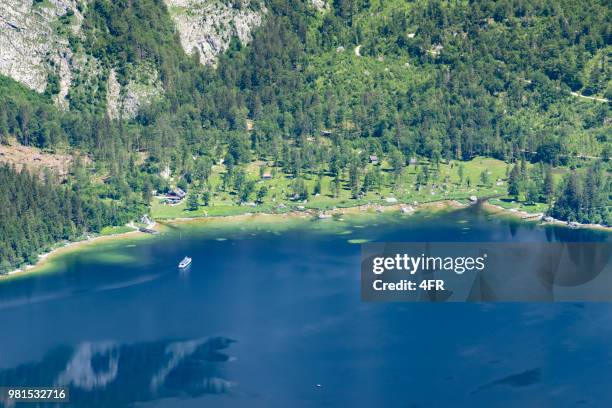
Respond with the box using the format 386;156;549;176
570;91;609;103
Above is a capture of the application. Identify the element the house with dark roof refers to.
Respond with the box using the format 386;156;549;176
163;188;187;205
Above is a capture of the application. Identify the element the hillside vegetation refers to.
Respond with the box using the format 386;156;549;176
0;0;610;271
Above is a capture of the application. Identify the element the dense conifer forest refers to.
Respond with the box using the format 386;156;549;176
0;0;610;271
0;164;144;272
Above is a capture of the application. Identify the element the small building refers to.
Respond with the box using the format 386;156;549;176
163;188;187;204
369;155;379;165
321;130;332;136
262;172;272;179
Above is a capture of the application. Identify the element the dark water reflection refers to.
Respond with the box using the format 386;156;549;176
0;208;610;407
0;337;235;407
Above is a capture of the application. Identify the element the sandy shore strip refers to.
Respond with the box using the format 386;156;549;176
3;198;608;279
1;226;153;279
2;201;466;279
481;202;611;232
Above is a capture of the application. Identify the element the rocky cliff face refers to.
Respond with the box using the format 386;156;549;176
310;0;326;11
1;0;266;116
0;0;82;107
106;64;163;120
0;0;162;118
165;0;265;65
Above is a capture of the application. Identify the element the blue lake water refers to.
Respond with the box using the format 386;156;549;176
0;207;610;407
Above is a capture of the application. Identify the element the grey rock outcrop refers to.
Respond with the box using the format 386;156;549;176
0;0;161;118
0;0;82;103
310;0;326;11
106;64;163;119
165;0;265;65
1;0;264;117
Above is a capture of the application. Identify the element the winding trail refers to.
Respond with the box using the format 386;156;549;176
570;91;609;103
518;149;599;160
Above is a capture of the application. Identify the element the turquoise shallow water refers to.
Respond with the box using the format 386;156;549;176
0;207;610;407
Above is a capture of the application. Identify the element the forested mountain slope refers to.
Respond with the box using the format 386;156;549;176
0;0;610;271
0;0;265;117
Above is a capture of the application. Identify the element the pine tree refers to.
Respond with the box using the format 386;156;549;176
520;157;527;182
332;175;340;198
551;172;582;221
479;170;490;187
239;180;255;203
256;186;268;203
143;181;153;204
187;192;199;211
0;105;8;145
291;178;308;200
349;162;360;198
526;181;539;205
390;149;404;176
543;167;555;204
314;177;322;195
508;164;521;199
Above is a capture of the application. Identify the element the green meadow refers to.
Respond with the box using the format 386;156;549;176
151;156;571;220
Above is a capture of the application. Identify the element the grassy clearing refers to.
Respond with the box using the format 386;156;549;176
488;198;549;214
99;225;136;236
151;156;556;219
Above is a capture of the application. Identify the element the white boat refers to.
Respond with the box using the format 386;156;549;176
178;257;192;268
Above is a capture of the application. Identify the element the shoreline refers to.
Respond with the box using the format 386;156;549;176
481;202;611;232
1;200;462;279
164;200;466;225
1;228;145;279
3;199;609;279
